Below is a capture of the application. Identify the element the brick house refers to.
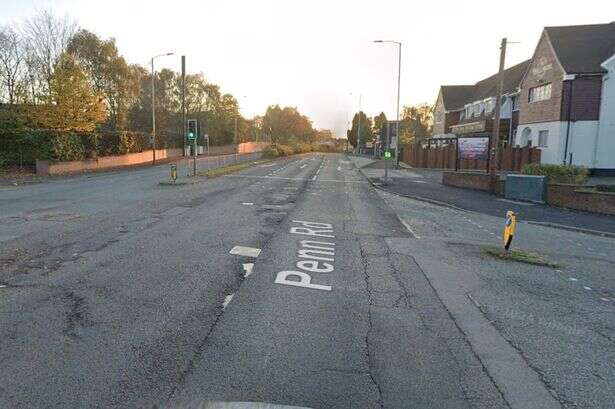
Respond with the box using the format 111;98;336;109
516;22;615;171
432;60;530;143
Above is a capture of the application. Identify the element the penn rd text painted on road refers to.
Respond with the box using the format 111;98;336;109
274;220;336;292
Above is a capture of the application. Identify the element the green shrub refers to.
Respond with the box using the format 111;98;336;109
595;184;615;193
262;145;280;158
522;163;588;185
52;132;86;161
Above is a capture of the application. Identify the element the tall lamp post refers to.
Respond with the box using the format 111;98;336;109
151;52;174;164
373;40;401;168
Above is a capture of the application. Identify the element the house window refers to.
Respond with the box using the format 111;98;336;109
538;130;548;147
529;83;552;103
512;95;519;111
486;98;495;113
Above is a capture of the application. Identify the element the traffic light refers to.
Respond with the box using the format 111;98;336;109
187;119;198;140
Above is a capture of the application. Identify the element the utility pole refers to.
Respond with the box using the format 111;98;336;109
384;122;390;185
490;38;507;192
234;116;238;148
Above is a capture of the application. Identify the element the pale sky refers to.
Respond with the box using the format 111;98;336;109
2;0;614;137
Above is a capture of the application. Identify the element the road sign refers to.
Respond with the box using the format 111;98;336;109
503;210;516;250
384;151;392;159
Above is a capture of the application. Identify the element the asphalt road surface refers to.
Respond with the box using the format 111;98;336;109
1;153;612;408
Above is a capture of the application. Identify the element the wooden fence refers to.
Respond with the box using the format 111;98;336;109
401;143;541;172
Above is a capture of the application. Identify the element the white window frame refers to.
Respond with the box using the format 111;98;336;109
529;83;552;103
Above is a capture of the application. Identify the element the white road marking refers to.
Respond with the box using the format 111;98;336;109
569;278;578;281
600;297;610;302
230;246;261;258
224;174;366;183
497;198;535;206
0;285;6;289
583;286;592;291
242;202;254;206
397;216;421;239
337;166;341;171
300;164;307;169
413;180;427;184
243;263;254;277
222;294;234;309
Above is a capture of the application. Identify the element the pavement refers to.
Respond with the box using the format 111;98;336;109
0;153;613;409
351;156;615;235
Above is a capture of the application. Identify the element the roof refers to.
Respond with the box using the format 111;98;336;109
545;22;615;74
439;59;531;111
440;86;474;111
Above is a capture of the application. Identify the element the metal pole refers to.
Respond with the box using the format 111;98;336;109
357;95;361;155
235;116;238;151
182;56;186;158
395;42;402;168
384;122;390;185
490;38;507;192
151;58;156;165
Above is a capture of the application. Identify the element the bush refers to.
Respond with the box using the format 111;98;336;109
52;132;86;161
522;163;588;185
262;145;280;158
595;184;615;193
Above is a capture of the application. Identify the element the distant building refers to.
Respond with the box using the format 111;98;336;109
517;22;615;171
433;60;530;143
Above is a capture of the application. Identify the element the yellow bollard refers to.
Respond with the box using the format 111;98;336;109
503;210;516;251
170;164;178;183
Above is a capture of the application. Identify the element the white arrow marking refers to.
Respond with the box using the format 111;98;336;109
243;263;255;277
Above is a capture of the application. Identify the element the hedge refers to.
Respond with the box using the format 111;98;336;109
0;129;182;169
522;163;589;185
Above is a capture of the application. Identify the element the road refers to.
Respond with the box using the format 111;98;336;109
0;153;613;408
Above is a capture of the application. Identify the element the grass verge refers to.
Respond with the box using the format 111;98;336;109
198;159;270;178
481;245;560;268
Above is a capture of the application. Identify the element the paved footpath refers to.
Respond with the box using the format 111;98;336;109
352;157;615;235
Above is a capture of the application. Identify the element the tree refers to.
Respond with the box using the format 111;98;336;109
373;112;387;139
346;111;372;148
21;10;78;101
36;53;106;131
0;26;27;104
261;105;315;144
400;104;433;145
67;29;139;130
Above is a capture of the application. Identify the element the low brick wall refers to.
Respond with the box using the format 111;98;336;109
442;171;504;194
36;148;183;176
547;184;615;215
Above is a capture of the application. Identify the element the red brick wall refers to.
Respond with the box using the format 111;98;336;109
547;184;615;215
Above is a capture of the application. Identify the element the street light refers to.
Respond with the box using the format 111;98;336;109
373;40;402;168
151;52;174;164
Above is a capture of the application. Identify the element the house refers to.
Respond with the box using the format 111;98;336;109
432;60;530;143
516;22;615;172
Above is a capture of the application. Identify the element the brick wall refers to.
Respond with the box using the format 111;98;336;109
519;32;566;125
547;184;615;215
442;171;504;194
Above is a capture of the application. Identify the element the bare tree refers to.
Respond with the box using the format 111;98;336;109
0;26;25;104
21;10;78;101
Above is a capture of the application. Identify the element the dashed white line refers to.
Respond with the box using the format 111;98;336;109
242;202;254;206
569;278;579;281
583;286;592;291
230;246;261;258
243;263;254;277
397;216;421;239
600;297;610;302
222;293;235;309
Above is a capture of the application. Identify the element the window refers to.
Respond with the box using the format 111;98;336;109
529;83;552;103
538;130;548;147
512;95;519;111
485;98;495;113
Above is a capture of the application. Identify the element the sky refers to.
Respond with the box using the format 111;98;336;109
2;0;614;137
